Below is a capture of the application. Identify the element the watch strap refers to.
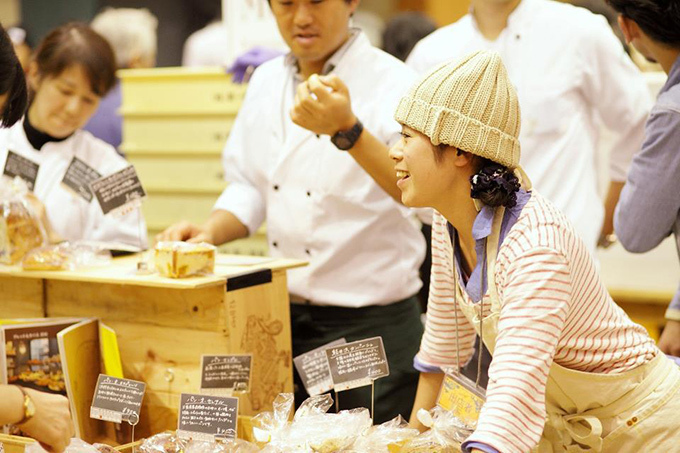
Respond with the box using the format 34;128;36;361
331;120;364;150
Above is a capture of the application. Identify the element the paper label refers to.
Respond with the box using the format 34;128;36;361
3;150;39;190
177;393;238;441
61;157;101;202
90;166;146;215
437;373;485;427
294;338;346;396
200;354;252;395
90;374;146;425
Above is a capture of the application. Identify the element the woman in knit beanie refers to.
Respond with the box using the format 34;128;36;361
392;50;680;453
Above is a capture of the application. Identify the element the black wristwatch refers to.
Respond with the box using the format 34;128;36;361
331;120;364;150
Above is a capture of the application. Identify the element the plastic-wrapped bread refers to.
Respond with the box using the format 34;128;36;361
0;200;45;264
154;241;216;278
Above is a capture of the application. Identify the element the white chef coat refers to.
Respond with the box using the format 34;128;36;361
407;0;652;252
0;122;148;248
214;31;426;307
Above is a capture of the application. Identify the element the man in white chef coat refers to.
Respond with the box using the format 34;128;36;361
159;0;425;422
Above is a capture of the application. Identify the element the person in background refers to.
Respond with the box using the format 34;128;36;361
395;50;680;453
0;24;74;453
382;12;436;63
182;0;228;68
7;26;32;72
160;0;425;423
407;0;651;256
609;0;680;357
0;22;148;248
84;8;158;152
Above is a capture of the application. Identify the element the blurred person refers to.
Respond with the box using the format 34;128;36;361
84;8;158;151
160;0;425;422
0;23;147;248
609;0;680;357
7;26;32;72
407;0;652;256
0;24;74;453
182;20;229;67
382;12;436;63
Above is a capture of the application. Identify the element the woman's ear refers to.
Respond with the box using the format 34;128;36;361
452;148;475;168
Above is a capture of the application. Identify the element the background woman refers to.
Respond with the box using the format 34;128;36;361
0;22;147;248
392;51;680;452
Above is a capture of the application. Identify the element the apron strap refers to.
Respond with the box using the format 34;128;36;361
548;413;604;451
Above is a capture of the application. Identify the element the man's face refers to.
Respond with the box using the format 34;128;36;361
270;0;358;67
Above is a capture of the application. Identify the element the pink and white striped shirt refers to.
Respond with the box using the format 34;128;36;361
418;191;658;453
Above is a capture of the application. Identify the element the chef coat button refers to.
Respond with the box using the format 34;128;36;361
273;185;279;191
627;420;633;426
632;417;638;423
305;249;310;255
272;241;278;247
306;191;311;197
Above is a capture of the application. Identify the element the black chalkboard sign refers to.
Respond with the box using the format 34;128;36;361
326;336;390;392
61;157;102;202
90;374;146;424
177;393;239;441
3;151;39;191
90;165;146;215
293;338;346;396
200;354;252;394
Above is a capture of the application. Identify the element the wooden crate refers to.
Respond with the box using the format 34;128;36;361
0;255;305;438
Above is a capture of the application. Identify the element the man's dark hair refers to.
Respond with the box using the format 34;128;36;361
382;12;436;62
0;24;28;128
606;0;680;46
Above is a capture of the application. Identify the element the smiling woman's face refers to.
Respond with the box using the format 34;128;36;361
27;63;101;138
389;125;459;209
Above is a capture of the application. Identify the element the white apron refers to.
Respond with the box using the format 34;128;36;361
455;206;680;452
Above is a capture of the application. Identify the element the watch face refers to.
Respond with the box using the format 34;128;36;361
26;396;36;417
334;136;352;150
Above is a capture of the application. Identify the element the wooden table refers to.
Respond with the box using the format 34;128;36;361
0;253;306;437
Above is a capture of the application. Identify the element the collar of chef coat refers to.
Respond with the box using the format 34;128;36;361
284;27;362;82
468;0;535;41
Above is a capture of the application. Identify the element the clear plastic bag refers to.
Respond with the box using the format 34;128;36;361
351;415;419;453
154;241;216;278
0;177;46;264
26;439;100;453
139;432;187;453
398;407;470;452
254;393;372;452
21;241;112;271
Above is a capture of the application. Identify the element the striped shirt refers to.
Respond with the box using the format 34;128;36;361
419;191;658;453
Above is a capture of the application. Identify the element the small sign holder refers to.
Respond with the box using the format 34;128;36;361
325;336;389;422
3;150;39;190
90;374;146;450
200;354;253;396
293;338;346;397
89;165;148;267
177;393;239;442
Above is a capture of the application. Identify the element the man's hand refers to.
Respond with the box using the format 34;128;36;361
19;388;74;453
290;74;357;136
658;319;680;357
156;221;215;244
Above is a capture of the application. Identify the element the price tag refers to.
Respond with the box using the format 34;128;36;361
293;338;346;396
3;150;39;190
437;373;485;428
61;156;102;202
326;336;389;392
90;165;146;215
177;393;239;442
90;374;146;425
200;354;252;395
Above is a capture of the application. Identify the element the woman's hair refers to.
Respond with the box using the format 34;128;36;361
32;22;116;97
606;0;680;47
431;143;521;208
91;8;158;69
470;158;521;208
0;24;28;127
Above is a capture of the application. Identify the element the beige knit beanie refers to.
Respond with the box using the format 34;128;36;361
395;50;521;169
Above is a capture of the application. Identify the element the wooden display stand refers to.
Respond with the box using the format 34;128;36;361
0;254;305;437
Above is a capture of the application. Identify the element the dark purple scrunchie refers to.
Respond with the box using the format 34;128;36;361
469;163;521;208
